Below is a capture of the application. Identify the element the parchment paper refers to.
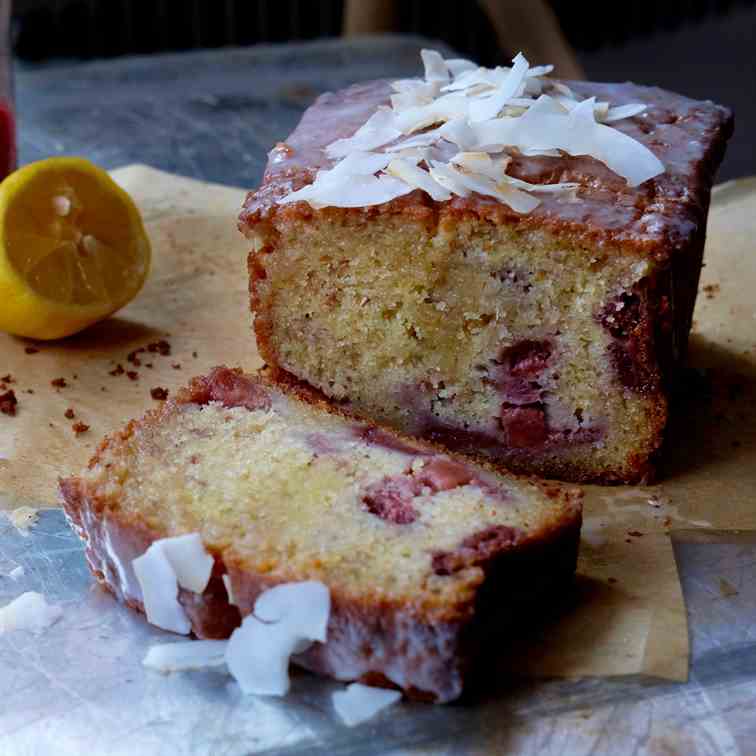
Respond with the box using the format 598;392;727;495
1;165;754;683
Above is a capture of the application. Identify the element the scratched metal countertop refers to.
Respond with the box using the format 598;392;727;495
4;36;756;755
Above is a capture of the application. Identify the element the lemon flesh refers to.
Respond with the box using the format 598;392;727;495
0;157;151;339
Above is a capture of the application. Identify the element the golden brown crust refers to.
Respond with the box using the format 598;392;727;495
59;366;582;702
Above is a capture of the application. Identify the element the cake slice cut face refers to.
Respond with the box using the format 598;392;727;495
60;367;582;702
240;52;733;483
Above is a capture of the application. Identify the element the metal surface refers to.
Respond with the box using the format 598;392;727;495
1;511;755;755
16;36;457;189
5;37;756;754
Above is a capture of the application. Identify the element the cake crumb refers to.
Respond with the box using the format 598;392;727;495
109;364;125;377
127;371;139;381
171;363;181;370
0;389;17;415
192;351;198;358
703;283;720;299
718;577;738;597
1;374;15;383
628;530;644;537
127;348;145;366
72;421;90;435
24;346;39;354
64;408;75;419
148;340;171;356
150;387;169;400
51;377;67;388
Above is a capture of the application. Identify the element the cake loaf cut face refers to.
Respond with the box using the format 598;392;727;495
240;75;732;484
60;367;582;702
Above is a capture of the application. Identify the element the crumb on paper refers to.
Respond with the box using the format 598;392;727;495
24;346;39;354
192;351;198;358
172;363;181;370
1;374;14;384
127;371;139;381
0;390;17;416
151;387;169;401
703;283;720;299
628;530;644;537
4;506;39;535
64;408;75;419
72;421;90;435
109;364;125;377
127;348;145;366
718;578;738;598
148;340;171;356
51;377;67;388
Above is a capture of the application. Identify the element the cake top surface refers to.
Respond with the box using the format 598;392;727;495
241;52;732;256
68;368;580;615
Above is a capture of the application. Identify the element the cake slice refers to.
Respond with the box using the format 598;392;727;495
60;366;582;702
239;50;733;483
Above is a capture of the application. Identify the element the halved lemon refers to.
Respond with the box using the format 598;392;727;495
0;157;151;339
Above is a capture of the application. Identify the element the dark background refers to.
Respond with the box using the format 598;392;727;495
12;0;756;181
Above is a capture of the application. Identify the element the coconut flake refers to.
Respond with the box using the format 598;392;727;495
567;98;663;186
280;173;411;209
603;103;647;123
159;533;214;594
143;640;228;673
278;49;664;211
445;57;477;76
450;151;511;180
133;543;191;635
527;64;555;78
131;534;212;634
468;53;530;123
421;49;449;83
386;158;451;201
551;81;576;99
0;592;62;634
9;565;24;580
436;160;541;213
225;581;330;696
471;95;663;186
393;93;469;134
427;162;472;197
326;108;401;159
332;683;402;727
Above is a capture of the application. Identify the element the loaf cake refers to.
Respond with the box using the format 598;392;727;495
60;366;582;702
240;50;733;483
